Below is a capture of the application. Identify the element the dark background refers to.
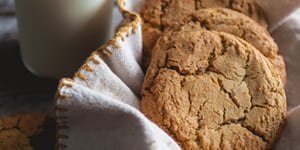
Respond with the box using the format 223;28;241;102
0;0;57;117
0;0;121;148
0;0;121;117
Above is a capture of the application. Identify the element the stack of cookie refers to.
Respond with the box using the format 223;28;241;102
140;0;287;149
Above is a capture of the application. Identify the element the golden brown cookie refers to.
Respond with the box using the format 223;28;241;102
142;23;162;71
141;0;268;70
173;8;285;84
142;8;286;85
141;0;267;28
141;29;286;150
0;112;56;150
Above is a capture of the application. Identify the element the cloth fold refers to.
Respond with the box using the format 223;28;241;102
56;79;180;150
55;0;300;149
258;0;300;31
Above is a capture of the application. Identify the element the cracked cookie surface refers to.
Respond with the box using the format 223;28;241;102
0;112;55;150
171;8;286;85
141;0;267;28
141;8;286;85
141;0;268;70
141;30;286;150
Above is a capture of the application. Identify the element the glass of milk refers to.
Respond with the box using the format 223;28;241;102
15;0;114;78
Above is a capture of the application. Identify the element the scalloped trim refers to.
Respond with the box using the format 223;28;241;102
54;0;142;149
71;0;142;81
54;78;73;149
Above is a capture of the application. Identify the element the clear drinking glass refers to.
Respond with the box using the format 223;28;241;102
15;0;114;78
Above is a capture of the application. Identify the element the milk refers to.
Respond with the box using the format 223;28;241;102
15;0;114;78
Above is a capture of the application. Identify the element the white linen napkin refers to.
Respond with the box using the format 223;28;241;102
55;0;300;149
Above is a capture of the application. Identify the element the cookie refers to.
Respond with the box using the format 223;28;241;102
141;0;268;70
142;23;162;71
141;29;286;149
141;0;267;28
0;112;56;150
142;8;286;85
173;8;285;84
